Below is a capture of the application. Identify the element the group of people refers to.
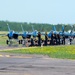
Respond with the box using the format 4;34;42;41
21;32;68;47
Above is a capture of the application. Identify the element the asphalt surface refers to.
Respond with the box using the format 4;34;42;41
0;38;75;75
0;53;75;75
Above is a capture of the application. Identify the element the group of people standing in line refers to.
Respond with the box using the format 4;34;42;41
22;32;70;47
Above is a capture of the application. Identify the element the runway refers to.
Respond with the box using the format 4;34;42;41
0;53;75;75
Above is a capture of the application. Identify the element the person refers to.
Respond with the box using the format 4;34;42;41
51;33;53;45
38;32;41;46
51;33;56;45
69;36;72;45
30;38;34;46
63;36;65;45
57;34;60;45
45;32;48;46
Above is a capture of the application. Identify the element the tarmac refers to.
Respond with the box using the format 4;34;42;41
0;53;75;75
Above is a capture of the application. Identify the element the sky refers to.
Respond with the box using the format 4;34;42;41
0;0;75;24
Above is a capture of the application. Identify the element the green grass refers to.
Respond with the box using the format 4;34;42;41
1;45;75;59
0;31;8;45
0;36;8;45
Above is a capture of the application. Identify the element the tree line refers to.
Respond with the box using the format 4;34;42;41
0;20;74;32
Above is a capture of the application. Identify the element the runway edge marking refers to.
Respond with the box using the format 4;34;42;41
0;54;32;58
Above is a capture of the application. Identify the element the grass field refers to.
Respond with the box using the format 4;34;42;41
0;31;8;45
1;45;75;59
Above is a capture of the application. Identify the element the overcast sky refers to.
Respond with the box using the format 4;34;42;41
0;0;75;24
